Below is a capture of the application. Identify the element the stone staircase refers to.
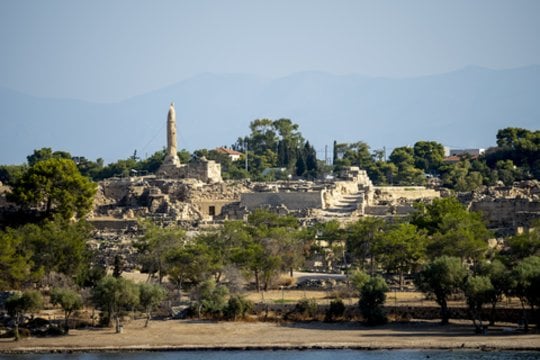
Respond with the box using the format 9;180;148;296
319;191;365;218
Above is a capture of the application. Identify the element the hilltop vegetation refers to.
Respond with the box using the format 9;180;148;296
1;124;537;190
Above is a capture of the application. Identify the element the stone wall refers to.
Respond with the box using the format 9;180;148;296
241;191;324;211
156;159;222;183
195;200;239;218
470;198;540;232
370;186;440;204
186;160;222;183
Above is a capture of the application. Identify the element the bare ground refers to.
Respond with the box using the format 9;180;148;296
1;319;538;353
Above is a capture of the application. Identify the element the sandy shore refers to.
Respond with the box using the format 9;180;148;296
1;319;539;353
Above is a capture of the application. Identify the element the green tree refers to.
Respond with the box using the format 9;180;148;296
389;146;425;185
415;256;467;324
246;210;301;290
490;127;539;177
8;157;97;220
201;221;254;282
0;228;36;290
429;209;491;264
50;287;83;334
138;283;166;327
166;242;215;294
18;217;92;281
295;153;307;177
359;275;388;325
332;141;382;181
134;221;185;283
411;197;466;235
463;275;495;333
0;164;26;186
504;226;540;262
26;147;72;167
349;269;370;293
510;256;540;330
413;141;445;174
92;157;138;179
346;217;385;274
303;141;318;178
476;259;511;326
6;290;43;340
377;223;427;289
190;279;229;318
92;276;140;332
138;149;171;174
440;158;485;191
73;156;105;179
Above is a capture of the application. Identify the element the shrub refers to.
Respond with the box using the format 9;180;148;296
286;298;319;321
190;279;229;318
359;276;388;325
224;294;253;320
325;298;345;321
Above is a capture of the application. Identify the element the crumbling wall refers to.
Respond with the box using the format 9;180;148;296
186;160;222;183
370;186;440;204
241;191;323;211
470;198;540;231
156;158;222;184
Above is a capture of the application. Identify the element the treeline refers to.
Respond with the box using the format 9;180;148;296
1;123;537;189
2;201;539;334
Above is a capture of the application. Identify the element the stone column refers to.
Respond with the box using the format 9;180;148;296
164;102;181;166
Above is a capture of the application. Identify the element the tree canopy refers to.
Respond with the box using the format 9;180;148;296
8;157;96;220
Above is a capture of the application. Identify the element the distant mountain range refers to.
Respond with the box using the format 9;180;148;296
1;65;539;165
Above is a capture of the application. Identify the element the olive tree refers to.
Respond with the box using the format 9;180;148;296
50;287;83;334
138;283;166;327
6;290;43;340
510;256;540;330
415;256;467;324
92;276;140;332
463;276;495;333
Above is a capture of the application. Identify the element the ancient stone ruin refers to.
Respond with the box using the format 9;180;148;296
155;102;222;183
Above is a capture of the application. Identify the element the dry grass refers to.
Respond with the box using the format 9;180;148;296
1;318;538;351
243;289;524;308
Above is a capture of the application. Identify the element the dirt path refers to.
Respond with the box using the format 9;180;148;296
1;319;538;353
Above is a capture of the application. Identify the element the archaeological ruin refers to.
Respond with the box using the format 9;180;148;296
66;103;534;236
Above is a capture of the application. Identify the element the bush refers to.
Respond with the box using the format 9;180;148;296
359;276;388;325
190;279;229;318
286;298;319;321
325;298;345;321
224;294;253;320
276;275;296;288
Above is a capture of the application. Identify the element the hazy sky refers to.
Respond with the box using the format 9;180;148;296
1;0;539;102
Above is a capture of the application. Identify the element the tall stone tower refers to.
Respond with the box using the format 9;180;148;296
163;102;181;166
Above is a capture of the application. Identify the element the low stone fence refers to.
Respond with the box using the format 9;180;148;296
252;302;531;324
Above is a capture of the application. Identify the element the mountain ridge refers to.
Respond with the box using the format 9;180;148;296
0;65;538;165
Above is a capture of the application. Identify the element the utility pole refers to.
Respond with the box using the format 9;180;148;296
324;145;328;165
244;139;248;172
